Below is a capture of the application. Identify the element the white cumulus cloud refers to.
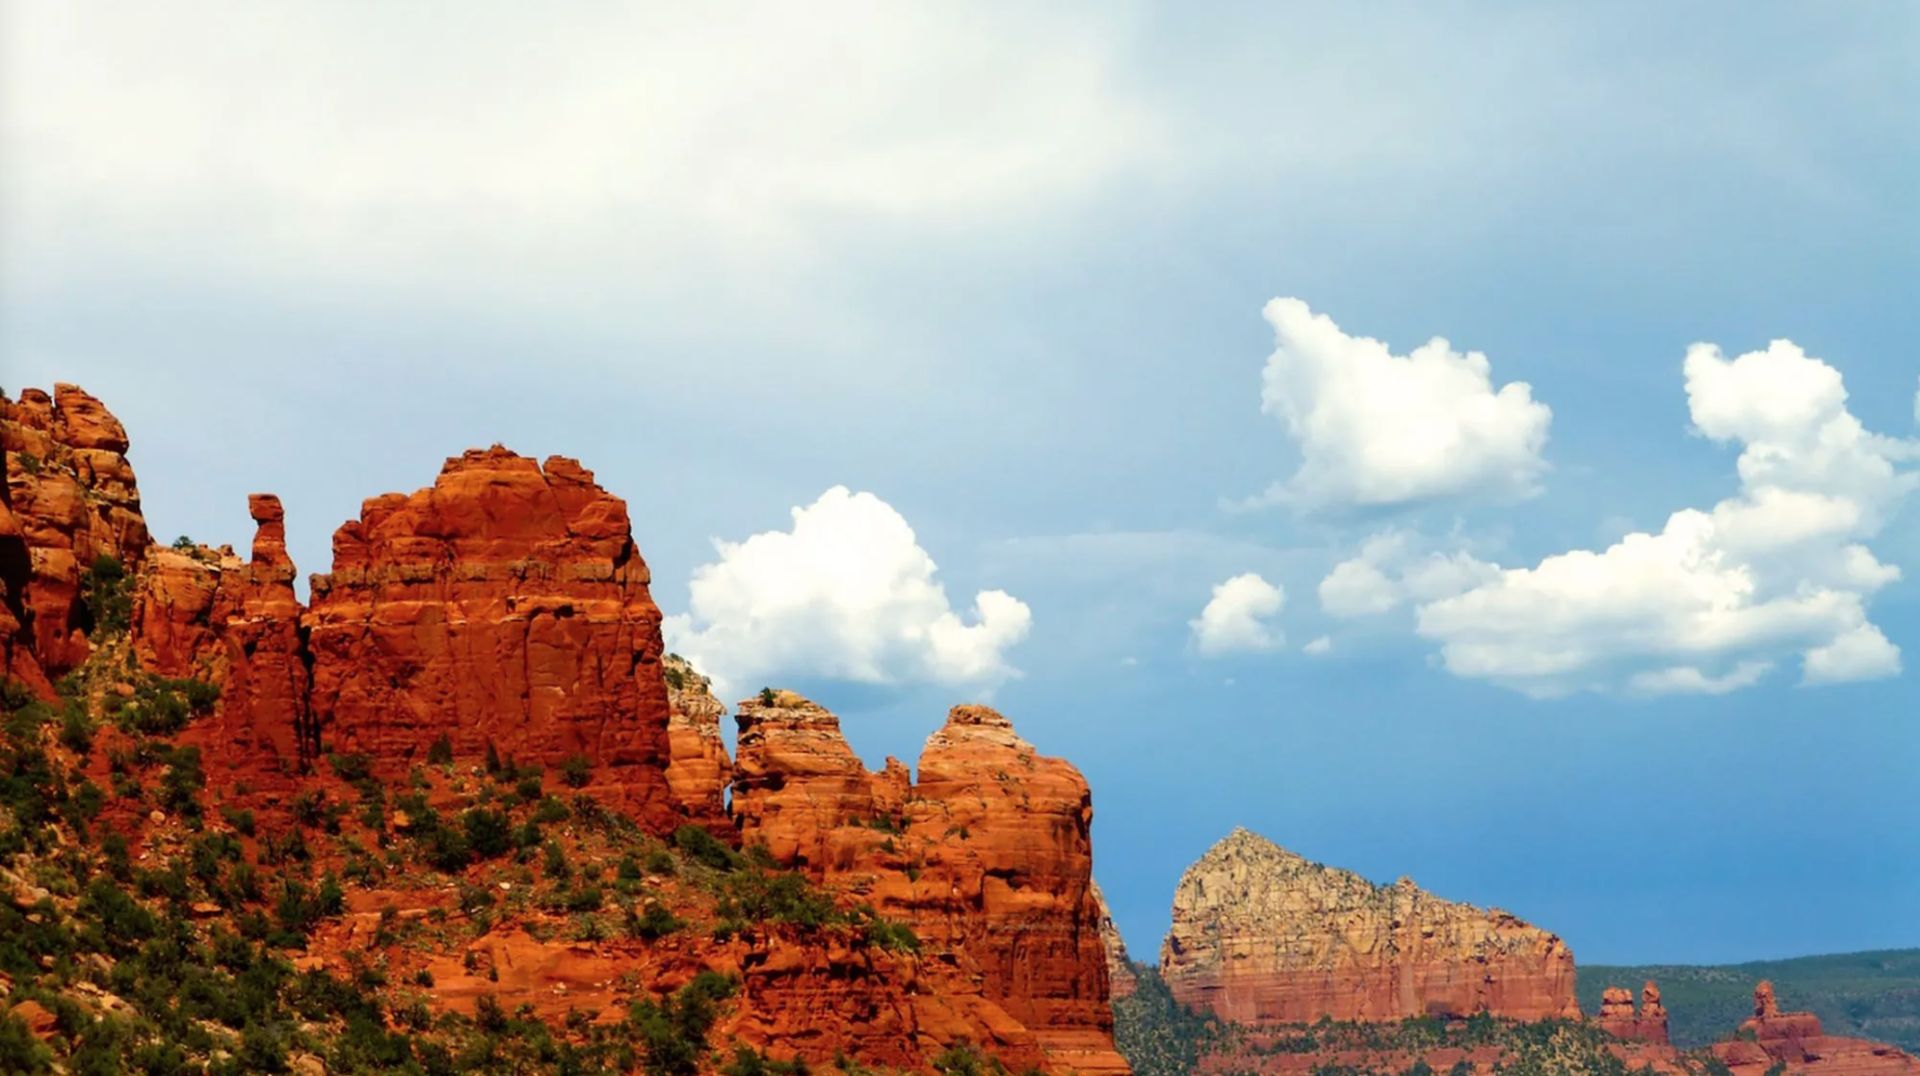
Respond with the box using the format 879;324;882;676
1192;573;1286;656
664;486;1031;698
1319;530;1501;618
1413;339;1915;697
1247;298;1552;510
1303;635;1334;657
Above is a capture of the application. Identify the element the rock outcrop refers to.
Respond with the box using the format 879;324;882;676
1094;881;1138;999
732;695;1130;1074
4;384;1130;1075
304;448;678;829
1712;982;1920;1075
1160;828;1579;1026
1597;981;1670;1044
2;384;151;692
662;653;731;834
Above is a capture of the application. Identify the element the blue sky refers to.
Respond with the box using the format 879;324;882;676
3;3;1915;965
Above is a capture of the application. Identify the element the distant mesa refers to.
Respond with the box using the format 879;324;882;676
1159;826;1579;1026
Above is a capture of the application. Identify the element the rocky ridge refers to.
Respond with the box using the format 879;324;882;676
0;383;1127;1074
1160;827;1579;1026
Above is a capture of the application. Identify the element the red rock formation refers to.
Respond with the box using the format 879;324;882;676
732;695;1129;1074
1;384;151;691
1713;982;1919;1075
730;690;903;869
1641;981;1670;1044
1160;828;1579;1026
1093;881;1138;1000
662;653;731;834
304;448;677;828
132;495;316;779
1597;981;1670;1044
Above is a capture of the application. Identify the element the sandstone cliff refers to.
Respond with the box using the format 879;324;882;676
305;447;678;829
1160;827;1579;1026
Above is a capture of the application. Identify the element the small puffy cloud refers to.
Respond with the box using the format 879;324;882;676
1192;573;1286;656
1319;531;1501;618
1803;625;1901;685
1249;298;1551;510
1303;635;1333;656
665;486;1031;697
1414;339;1914;697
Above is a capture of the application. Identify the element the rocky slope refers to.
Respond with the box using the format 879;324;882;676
1160;827;1579;1026
0;382;1127;1075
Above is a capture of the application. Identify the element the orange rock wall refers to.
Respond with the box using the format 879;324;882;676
731;695;1130;1074
1;384;151;693
304;448;678;827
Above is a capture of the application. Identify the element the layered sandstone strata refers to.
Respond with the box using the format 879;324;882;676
1713;983;1920;1075
304;447;677;828
1;384;151;692
731;695;1129;1074
1160;827;1579;1025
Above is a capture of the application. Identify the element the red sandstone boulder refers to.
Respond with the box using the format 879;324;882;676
303;448;678;829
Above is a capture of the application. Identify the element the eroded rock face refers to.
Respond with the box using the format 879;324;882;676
731;696;1129;1075
132;495;318;780
1712;982;1920;1075
304;448;676;828
1;384;151;691
662;653;730;834
1093;881;1138;999
1160;828;1579;1026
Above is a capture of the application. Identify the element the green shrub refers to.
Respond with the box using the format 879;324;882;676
722;1045;811;1076
0;1010;53;1074
328;753;373;783
81;554;132;637
673;824;739;871
560;754;593;788
423;826;472;873
461;808;513;860
426;734;454;766
629;971;737;1075
629;901;685;941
